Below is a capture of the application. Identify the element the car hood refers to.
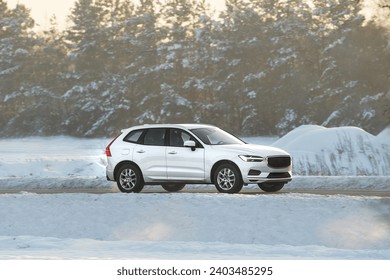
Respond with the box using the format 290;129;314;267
211;144;290;157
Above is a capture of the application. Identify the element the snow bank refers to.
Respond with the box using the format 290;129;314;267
0;136;110;191
1;192;389;259
0;136;107;178
377;126;390;141
273;125;390;176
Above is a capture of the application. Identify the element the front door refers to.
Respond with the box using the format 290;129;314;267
166;128;205;182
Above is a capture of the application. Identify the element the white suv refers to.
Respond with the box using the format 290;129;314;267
105;124;292;193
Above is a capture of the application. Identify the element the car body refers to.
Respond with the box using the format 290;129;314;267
105;124;292;193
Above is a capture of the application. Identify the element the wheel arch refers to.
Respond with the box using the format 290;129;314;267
210;160;242;184
113;161;143;181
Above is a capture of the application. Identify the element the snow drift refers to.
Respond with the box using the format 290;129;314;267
273;125;390;176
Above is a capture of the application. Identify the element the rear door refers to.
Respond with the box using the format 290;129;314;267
133;128;167;182
166;128;205;182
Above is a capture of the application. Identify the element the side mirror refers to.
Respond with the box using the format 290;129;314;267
184;140;196;151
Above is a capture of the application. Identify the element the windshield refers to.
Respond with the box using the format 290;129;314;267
190;127;245;145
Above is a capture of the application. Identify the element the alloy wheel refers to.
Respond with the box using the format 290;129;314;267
217;168;236;191
119;168;137;191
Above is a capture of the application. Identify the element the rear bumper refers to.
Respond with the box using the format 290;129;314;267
106;168;115;181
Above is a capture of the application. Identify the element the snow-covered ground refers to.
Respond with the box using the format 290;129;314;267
0;125;389;259
1;192;390;259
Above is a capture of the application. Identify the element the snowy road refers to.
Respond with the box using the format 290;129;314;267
1;187;390;197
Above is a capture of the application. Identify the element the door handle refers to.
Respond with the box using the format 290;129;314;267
136;150;145;153
168;151;177;155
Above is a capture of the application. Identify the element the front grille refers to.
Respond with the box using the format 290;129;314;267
267;156;291;168
267;172;291;179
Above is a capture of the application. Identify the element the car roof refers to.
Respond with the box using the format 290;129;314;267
121;123;216;132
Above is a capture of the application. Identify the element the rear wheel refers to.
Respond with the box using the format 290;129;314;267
116;164;144;193
162;184;185;192
258;182;284;192
214;163;243;194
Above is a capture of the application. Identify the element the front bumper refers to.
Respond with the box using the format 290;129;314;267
246;171;292;183
238;158;292;184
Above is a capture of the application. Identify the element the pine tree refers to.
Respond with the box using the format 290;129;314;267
216;0;272;134
307;0;388;134
259;0;319;134
182;0;224;125
0;2;40;136
155;0;195;124
66;0;106;80
1;0;388;137
132;0;166;125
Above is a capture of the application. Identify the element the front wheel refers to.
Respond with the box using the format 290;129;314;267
116;164;144;193
162;184;185;192
214;163;243;194
258;182;284;192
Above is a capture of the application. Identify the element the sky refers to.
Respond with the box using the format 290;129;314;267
6;0;76;30
6;0;226;30
7;0;388;33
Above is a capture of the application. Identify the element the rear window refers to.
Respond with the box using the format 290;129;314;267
143;128;166;146
123;129;144;143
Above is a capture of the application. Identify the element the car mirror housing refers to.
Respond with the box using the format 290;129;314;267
184;140;196;151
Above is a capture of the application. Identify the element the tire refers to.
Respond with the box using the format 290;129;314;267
116;163;144;193
162;184;185;192
258;182;284;192
213;163;243;194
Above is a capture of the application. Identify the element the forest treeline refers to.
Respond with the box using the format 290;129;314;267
0;0;389;137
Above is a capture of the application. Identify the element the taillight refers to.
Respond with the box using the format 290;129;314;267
105;134;120;157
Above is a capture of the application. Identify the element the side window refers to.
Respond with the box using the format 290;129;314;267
169;129;202;148
123;129;144;143
170;129;186;147
143;128;166;146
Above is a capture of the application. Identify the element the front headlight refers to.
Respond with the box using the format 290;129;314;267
239;155;265;162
